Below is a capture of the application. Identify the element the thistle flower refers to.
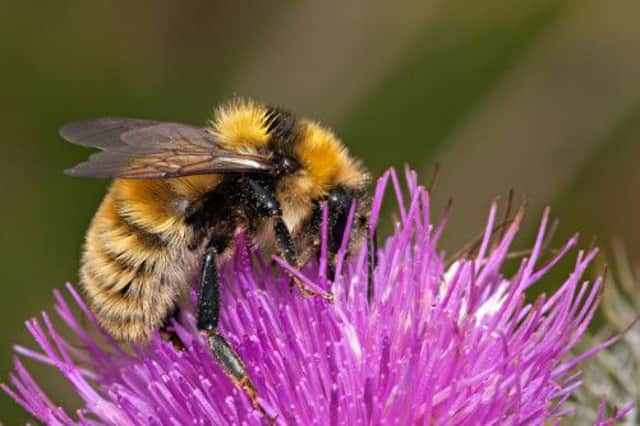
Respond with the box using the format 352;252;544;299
2;169;634;425
568;242;640;425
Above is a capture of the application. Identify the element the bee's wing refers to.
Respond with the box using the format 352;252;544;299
60;118;275;179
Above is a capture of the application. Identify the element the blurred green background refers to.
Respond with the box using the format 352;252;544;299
2;0;640;422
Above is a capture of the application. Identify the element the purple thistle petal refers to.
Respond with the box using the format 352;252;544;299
2;169;635;425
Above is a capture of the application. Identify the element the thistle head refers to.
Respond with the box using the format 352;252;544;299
2;169;634;425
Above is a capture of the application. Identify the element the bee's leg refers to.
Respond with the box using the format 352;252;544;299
273;210;334;302
273;217;332;299
196;243;270;418
242;177;333;302
196;245;221;332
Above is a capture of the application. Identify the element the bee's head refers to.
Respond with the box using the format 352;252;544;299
324;185;371;256
287;119;370;248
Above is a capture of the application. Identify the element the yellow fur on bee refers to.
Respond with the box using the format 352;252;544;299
110;179;180;233
109;175;219;238
209;98;270;150
167;175;221;200
294;121;366;198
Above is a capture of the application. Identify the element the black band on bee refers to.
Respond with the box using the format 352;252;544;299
120;214;168;251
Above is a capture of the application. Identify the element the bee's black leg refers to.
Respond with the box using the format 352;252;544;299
242;177;333;302
273;218;297;267
273;217;334;302
196;243;271;419
196;245;221;332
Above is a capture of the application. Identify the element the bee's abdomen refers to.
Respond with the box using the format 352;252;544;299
80;193;190;342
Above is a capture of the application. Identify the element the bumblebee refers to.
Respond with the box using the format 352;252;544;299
61;97;374;409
